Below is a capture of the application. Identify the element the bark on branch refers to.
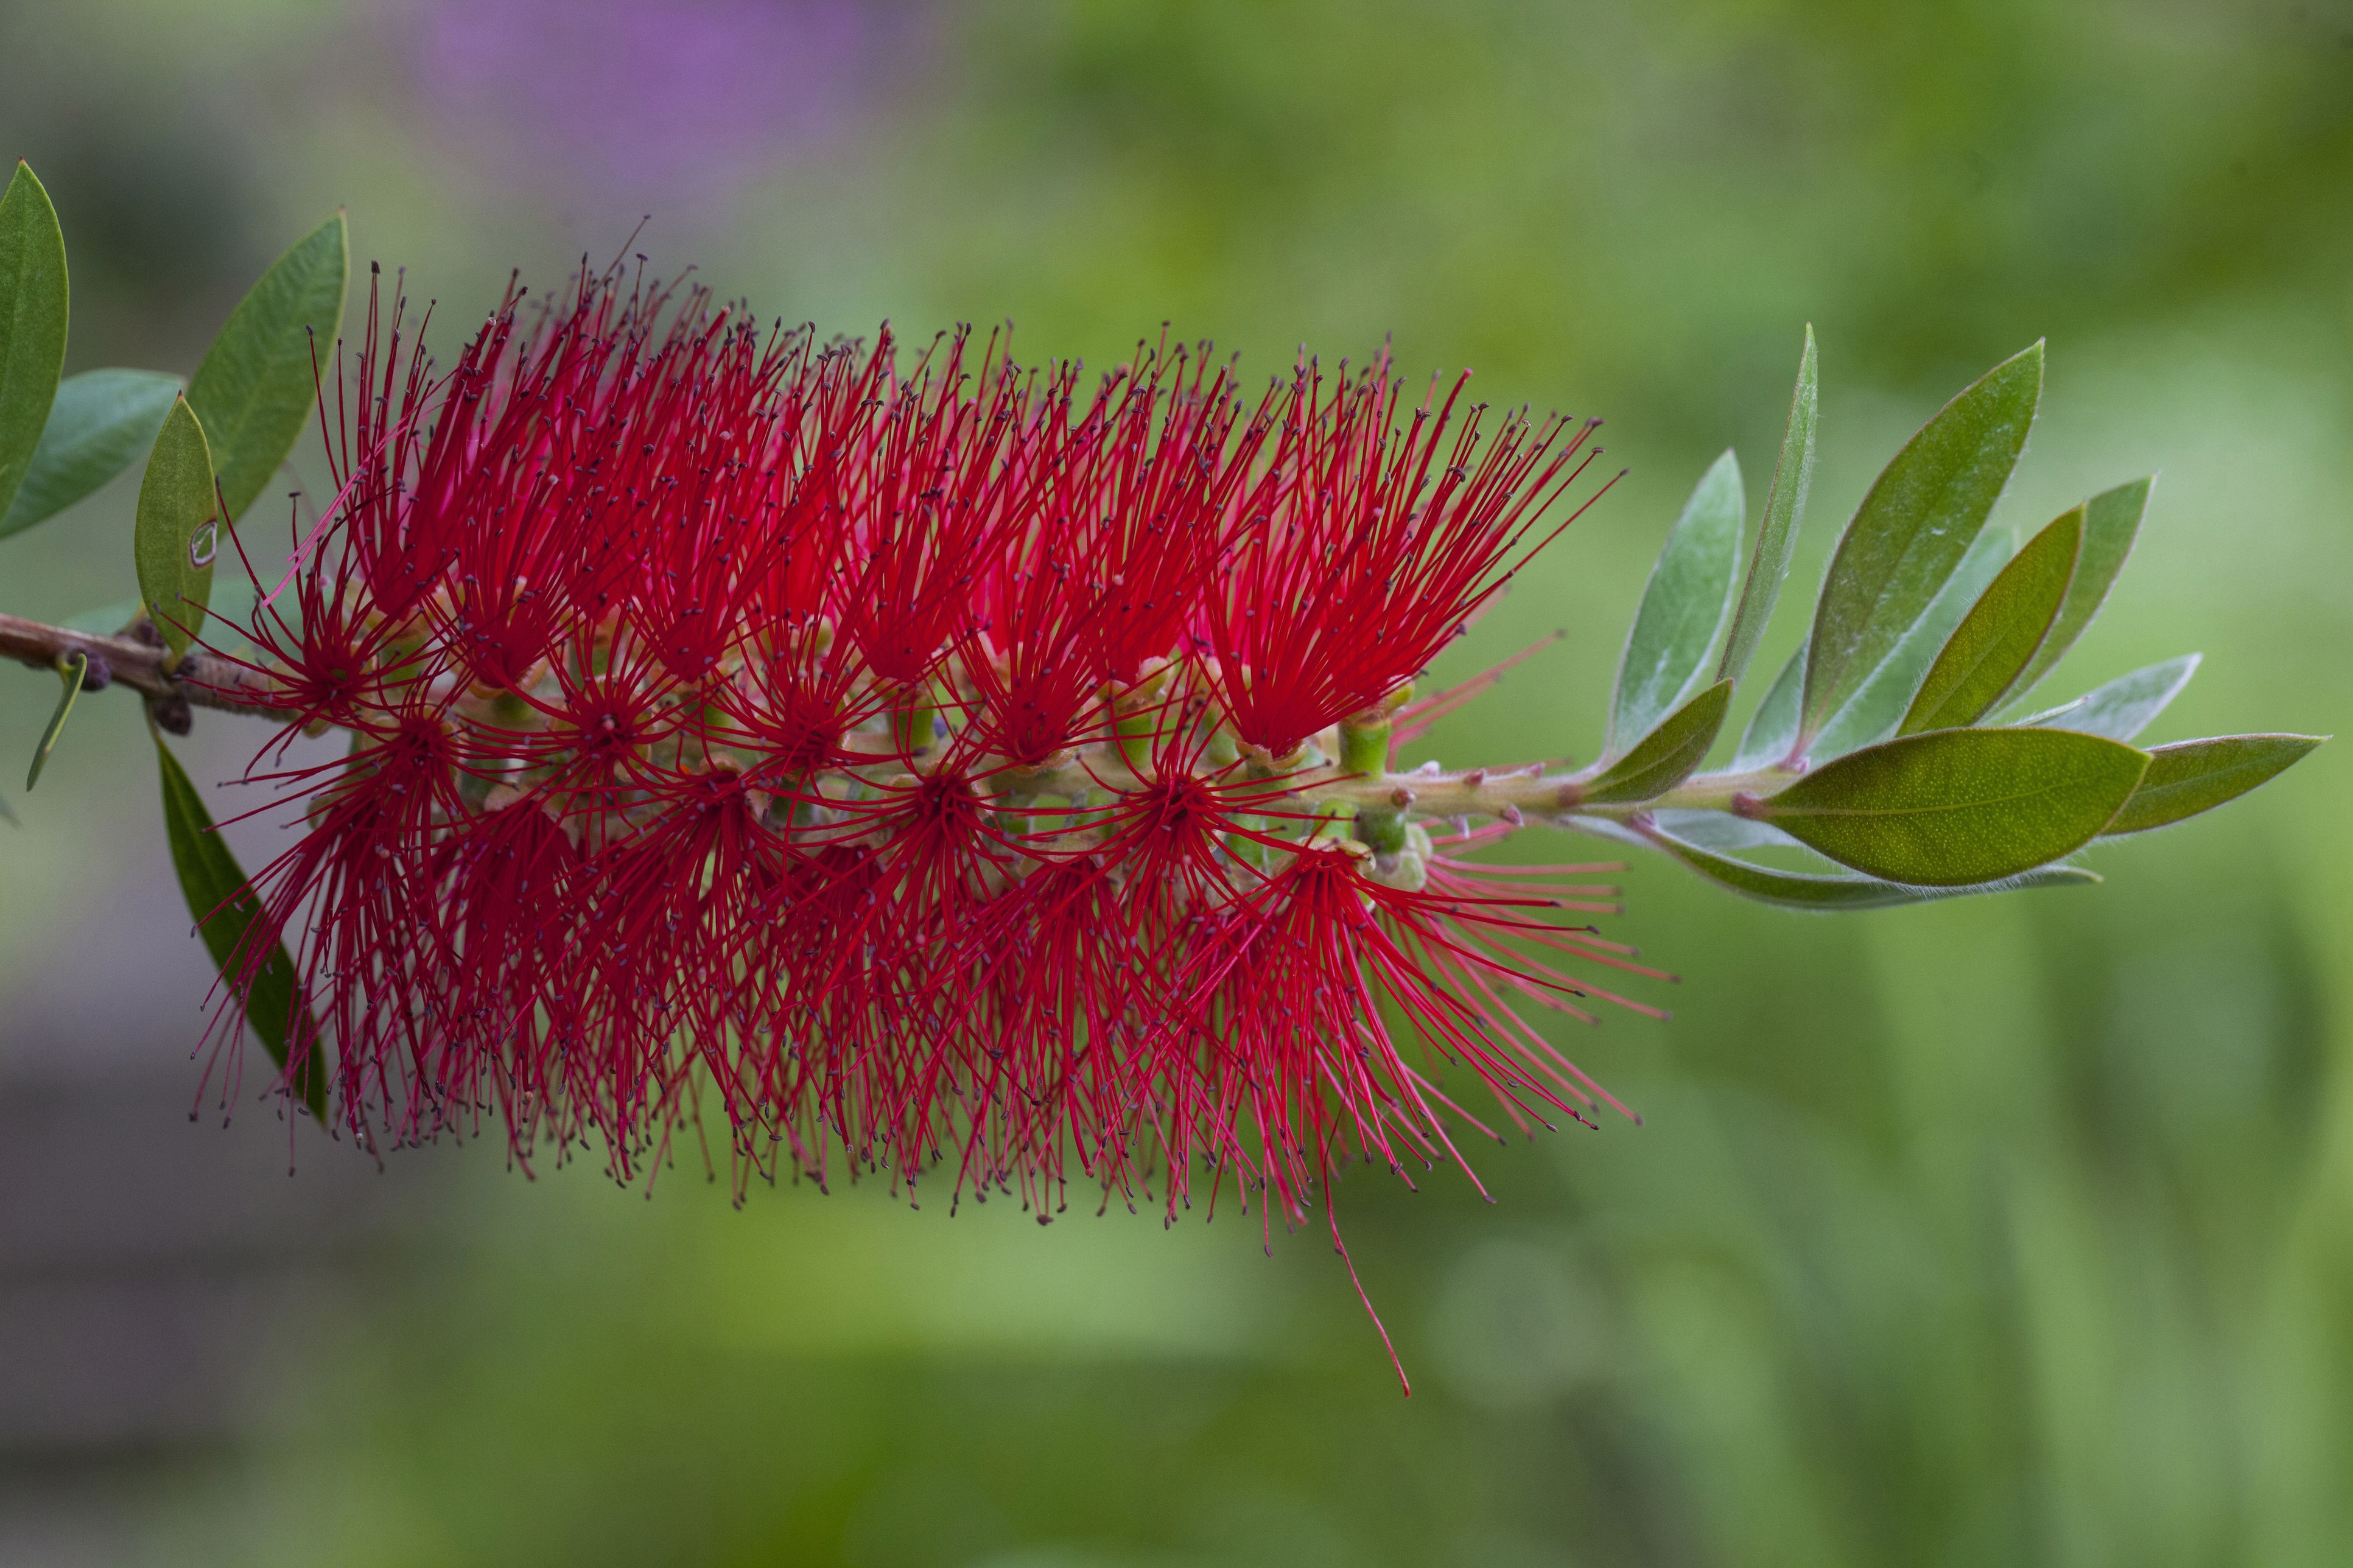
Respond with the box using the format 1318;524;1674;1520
0;611;291;723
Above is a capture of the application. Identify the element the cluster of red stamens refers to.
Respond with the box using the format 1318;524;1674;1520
201;262;1664;1278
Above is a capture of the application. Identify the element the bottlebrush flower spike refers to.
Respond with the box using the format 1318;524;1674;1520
80;250;2300;1393
0;178;2313;1391
203;262;1643;1217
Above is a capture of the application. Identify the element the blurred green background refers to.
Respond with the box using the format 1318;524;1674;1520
2;2;2350;1564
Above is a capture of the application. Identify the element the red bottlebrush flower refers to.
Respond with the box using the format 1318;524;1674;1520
1067;338;1261;690
1207;353;1614;759
833;327;1038;690
194;256;1663;1384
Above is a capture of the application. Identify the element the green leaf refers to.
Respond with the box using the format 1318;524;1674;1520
26;650;87;790
153;731;325;1121
1757;725;2149;886
2005;475;2151;707
133;397;220;657
1649;807;1807;853
2016;653;2198;742
0;788;17;826
2101;733;2323;836
0;368;183;539
1718;324;1817;688
1607;450;1742;757
1808;525;2012;760
186;212;347;523
0;161;70;525
1800;341;2044;746
1642;821;2100;909
1899;505;2081;735
1583;679;1733;805
1731;641;1805;769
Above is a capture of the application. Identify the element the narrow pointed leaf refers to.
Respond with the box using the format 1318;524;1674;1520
1757;725;2149;886
2006;475;2151;706
1719;324;1817;688
2016;653;2198;742
187;212;347;522
1900;505;2081;734
26;651;87;790
133;397;220;657
1608;450;1742;756
1584;679;1733;804
1809;526;2012;759
1644;822;2100;909
1801;341;2043;746
2101;733;2323;836
0;161;70;523
0;368;183;538
1731;641;1805;769
1648;807;1808;853
154;733;325;1121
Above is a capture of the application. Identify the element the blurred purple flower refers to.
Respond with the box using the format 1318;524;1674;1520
409;0;925;201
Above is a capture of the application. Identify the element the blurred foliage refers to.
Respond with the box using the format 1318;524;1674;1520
3;1;2351;1564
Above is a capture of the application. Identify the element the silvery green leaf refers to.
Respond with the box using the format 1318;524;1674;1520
1731;641;1805;769
1647;808;1810;855
2016;653;2198;742
1718;326;1816;688
1808;525;2013;759
1561;814;1649;852
0;368;181;539
1645;821;2101;910
1607;450;1742;757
